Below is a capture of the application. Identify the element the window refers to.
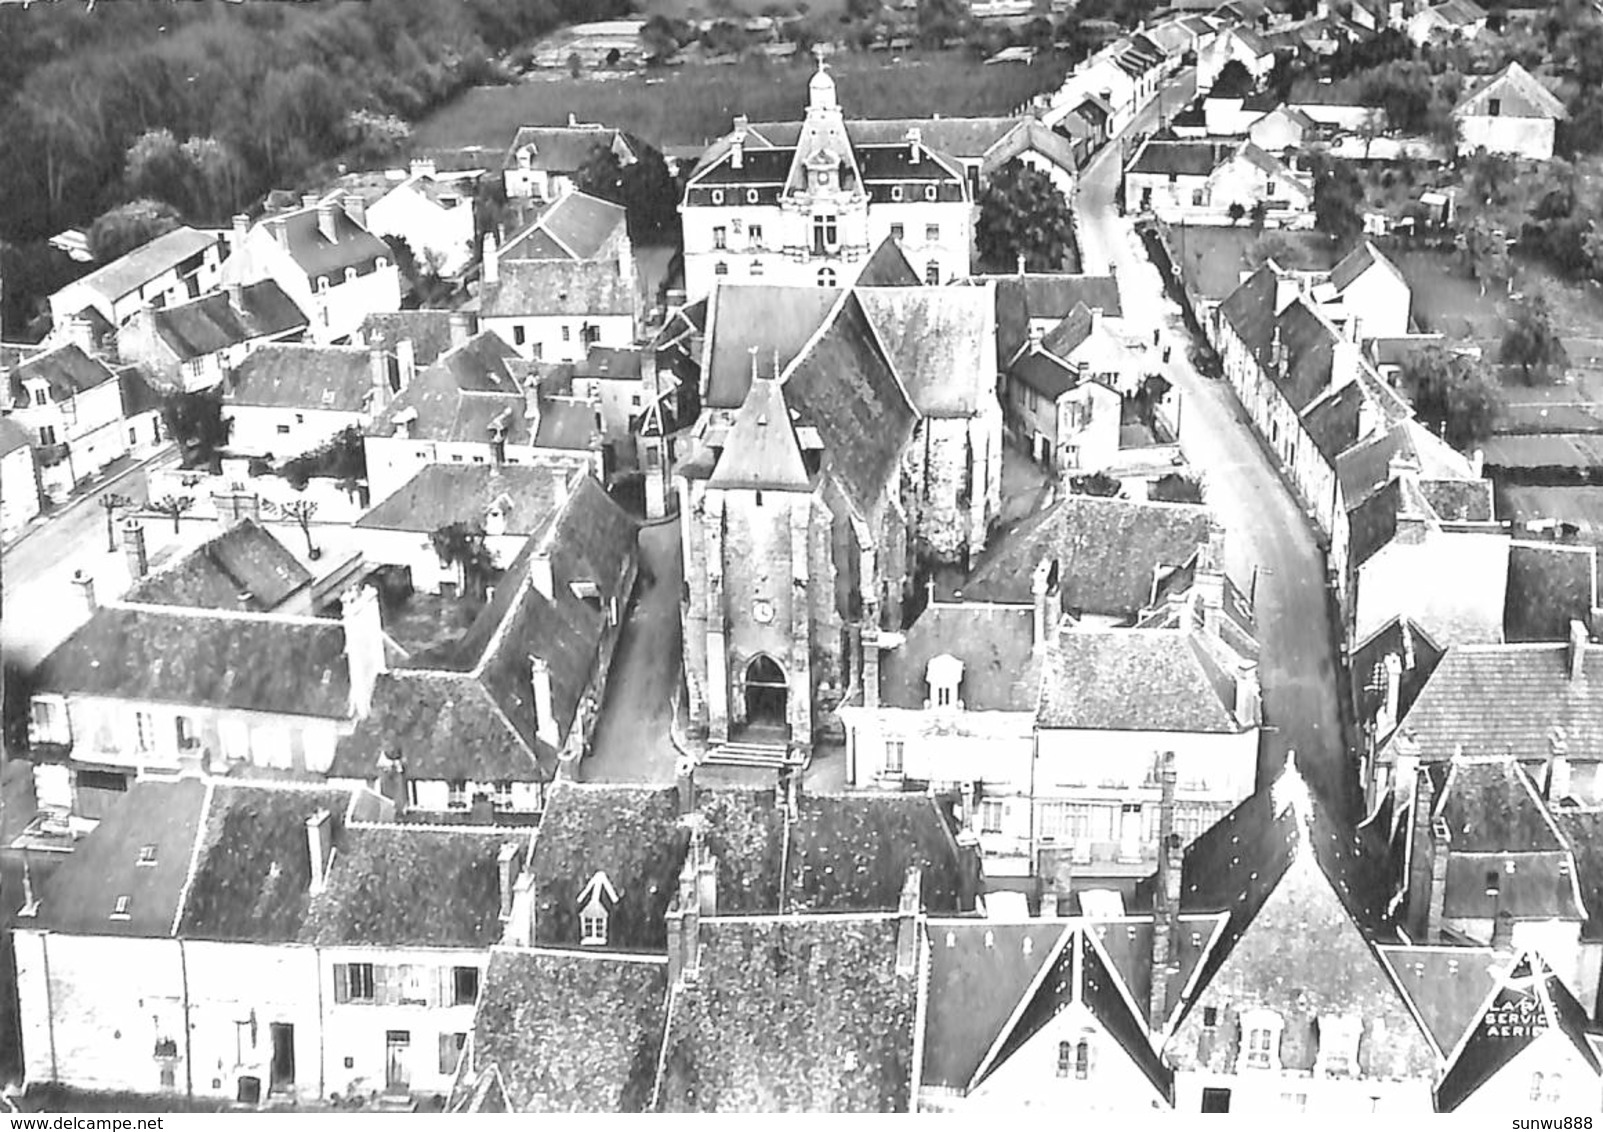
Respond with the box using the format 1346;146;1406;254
513;325;526;346
1531;1073;1545;1103
925;261;940;286
448;780;469;810
711;189;725;205
134;710;155;753
978;798;1005;834
376;257;388;270
749;223;764;248
294;413;305;424
884;739;905;775
31;387;46;406
751;260;764;277
1546;1074;1562;1103
1245;1026;1274;1068
452;966;480;1006
715;261;730;276
754;490;764;507
234;1019;253;1063
492;780;513;810
811;213;837;253
924;183;938;201
1192;189;1206;206
38;425;56;446
890;223;904;241
1202;1007;1219;1028
818;267;837;287
276;424;291;435
713;226;727;249
561;325;571;342
138;844;157;867
341;963;376;1003
891;185;904;202
1036;801;1094;841
110;895;131;920
1280;1093;1307;1112
1489;97;1501;116
129;427;137;444
1075;1040;1090;1080
581;907;608;945
531;343;543;361
934;683;954;708
746;188;759;205
344;267;357;283
318;276;330;292
1056;1041;1073;1078
438;1032;467;1076
925;224;940;242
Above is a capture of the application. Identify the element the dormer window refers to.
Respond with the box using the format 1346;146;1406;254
375;257;388;270
925;183;938;202
581;905;608;945
1317;1014;1360;1077
1241;1009;1284;1070
137;845;157;867
746;188;759;204
891;185;904;202
344;267;357;283
448;780;469;810
711;189;725;205
926;653;964;711
111;895;131;921
318;276;330;293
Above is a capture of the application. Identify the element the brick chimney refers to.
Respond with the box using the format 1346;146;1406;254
1427;815;1449;942
1032;557;1060;649
505;871;536;947
668;854;701;986
907;126;923;162
64;314;96;356
317;200;339;244
862;627;882;710
530;655;559;748
1569;619;1589;683
343;193;367;229
1405;760;1436;941
482;232;499;286
71;569;96;614
409;157;437;180
369;348;393;414
1150;749;1182;1028
301;192;320;211
396;339;416;392
449;310;474;350
896;866;922;977
676;753;697;815
226;280;244;310
1491;908;1515;952
341;584;388;719
1376;651;1403;738
306;809;333;895
122;518;148;579
1547;729;1573;801
232;213;251;250
497;841;520;921
1038;846;1074;916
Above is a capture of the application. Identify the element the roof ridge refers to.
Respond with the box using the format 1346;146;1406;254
170;778;219;939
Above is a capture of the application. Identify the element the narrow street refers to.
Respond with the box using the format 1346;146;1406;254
1074;69;1355;813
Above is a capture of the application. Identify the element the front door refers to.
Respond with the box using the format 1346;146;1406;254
743;655;787;727
269;1023;294;1089
385;1030;410;1092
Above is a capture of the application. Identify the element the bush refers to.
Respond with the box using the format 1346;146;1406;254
1148;472;1204;504
1069;470;1122;497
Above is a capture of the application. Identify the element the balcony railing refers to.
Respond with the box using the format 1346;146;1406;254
779;243;870;263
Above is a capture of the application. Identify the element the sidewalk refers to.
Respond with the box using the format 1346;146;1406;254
2;443;176;557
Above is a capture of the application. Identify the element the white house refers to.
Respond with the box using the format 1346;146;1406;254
479;253;638;365
1322;240;1412;340
117;280;308;394
0;416;42;538
1124;139;1313;227
222;199;402;343
498;190;631;265
363;159;484;279
223;344;393;460
1005;304;1133;473
502;123;638;203
7;344;131;501
1453;62;1567;161
1407;0;1488;45
1194;25;1276;95
48;226;226;330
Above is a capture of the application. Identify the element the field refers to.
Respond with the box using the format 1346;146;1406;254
413;50;1073;153
1165;225;1341;302
640;0;845;15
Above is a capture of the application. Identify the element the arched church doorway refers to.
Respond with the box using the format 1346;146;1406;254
744;655;788;726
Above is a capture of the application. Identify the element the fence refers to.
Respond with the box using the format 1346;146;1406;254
146;467;367;526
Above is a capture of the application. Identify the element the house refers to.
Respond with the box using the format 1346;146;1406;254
503;123;638;203
1195;25;1276;94
1246;104;1317;151
1;415;42;538
333;475;638;817
361;159;483;278
122;518;314;616
1285;80;1388;131
478;255;639;365
364;326;602;504
542;346;654;471
1349;0;1403;31
353;311;460;369
117;280;309;394
1124;138;1313;226
498;189;631;265
988;272;1126;365
1407;0;1487;44
26;582;389;821
222;199;402;342
1503;540;1599;643
8;344;132;502
1322;240;1412;340
1050;58;1141;135
1005;304;1136;473
1453;62;1567;160
680;64;975;297
223;344;395;460
48;226;226;330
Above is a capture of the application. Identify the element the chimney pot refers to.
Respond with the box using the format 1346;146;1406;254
449;310;474;349
497;842;519;920
72;569;97;614
306;809;333;895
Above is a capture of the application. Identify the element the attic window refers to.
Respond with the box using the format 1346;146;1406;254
1203;1007;1218;1028
448;780;469;810
746;188;760;205
569;580;602;607
712;189;726;205
110;895;131;921
891;185;904;202
344;267;357;283
924;184;938;202
581;906;608;946
137;845;157;867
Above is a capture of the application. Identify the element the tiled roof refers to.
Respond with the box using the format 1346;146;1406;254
1008;346;1082;400
34;606;352;719
259;201;391;280
654;917;917;1112
1421;477;1495;522
468;948;669;1112
355;462;573;535
961;495;1213;618
1454;61;1567;121
854;286;993;418
481;259;634;318
855;237;921;287
1378;944;1503;1060
503;125;630;174
1271;298;1339;414
300;824;524;948
1330;240;1407;295
29;778;207;937
702;285;840;409
145;280;306;360
879;602;1041;712
1337;418;1478;511
1505;541;1597;643
1300;378;1368;464
60;226;217;305
125;519;311;613
501;192;627;263
178;783;354;942
1434;755;1566;854
369;334;532;446
1037;627;1245;733
11;343;117;407
225;343;375;413
1127;139;1233;177
707;376;811;491
357;311;460;367
786;793;969;915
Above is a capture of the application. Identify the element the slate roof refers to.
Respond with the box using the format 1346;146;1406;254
1377;945;1503;1060
1338;418;1479;511
1272;297;1340;414
357;311;460;367
177;783;353;942
786;793;969;916
1301;377;1369;464
1037;628;1245;733
1127;139;1233;177
501;192;627;263
702;285;840;409
369;332;533;446
1454;61;1567;121
125;519;312;613
34;607;352;719
961;495;1213;618
1434;755;1566;854
144;281;306;360
481;258;635;319
654;917;917;1112
226;344;375;413
504;125;631;174
1009;346;1083;400
260;201;391;280
707;376;811;491
119;366;164;419
1505;541;1597;643
854;286;993;417
355;462;573;535
1352;615;1445;737
1330;240;1407;294
855;237;921;287
300;824;523;948
29;778;208;937
11;344;117;407
1040;301;1099;361
1553;810;1603;940
467;948;669;1112
61;226;217;305
879;602;1041;712
0;416;33;459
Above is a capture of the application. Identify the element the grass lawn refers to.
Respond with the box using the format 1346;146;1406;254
414;51;1073;153
1166;225;1340;302
642;0;843;14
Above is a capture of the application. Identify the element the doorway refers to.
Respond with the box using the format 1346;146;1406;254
385;1030;410;1092
744;655;788;726
269;1023;294;1090
1201;1087;1232;1112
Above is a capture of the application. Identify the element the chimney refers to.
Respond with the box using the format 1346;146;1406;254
1038;846;1074;915
1426;815;1449;942
730;121;744;169
449;310;474;350
1548;729;1573;801
1088;306;1103;337
231;213;251;250
1471;448;1485;478
482;233;499;287
341;584;388;719
1406;761;1436;941
497;842;519;921
306;809;333;895
530;655;559;748
409;157;436;180
343;193;366;229
524;375;543;438
669;855;701;986
1491;908;1515;952
896;866;922;977
1356;391;1382;443
369;348;393;413
1032;557;1059;649
226;280;244;310
694;835;718;917
505;872;536;947
1376;652;1403;738
301;192;321;211
1332;337;1361;390
1016;252;1027;277
396;339;416;391
122;518;148;579
64;314;95;356
71;569;96;614
1150;750;1181;1027
1027;323;1045;349
1569;619;1589;683
317;200;338;244
676;753;697;815
907;126;923;162
1270;324;1286;373
1273;273;1300;315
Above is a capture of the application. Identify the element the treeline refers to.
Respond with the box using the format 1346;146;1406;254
0;0;630;245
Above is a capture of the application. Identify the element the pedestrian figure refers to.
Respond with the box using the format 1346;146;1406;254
1153;328;1160;346
1163;346;1172;363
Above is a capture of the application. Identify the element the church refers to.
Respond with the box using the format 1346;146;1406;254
679;59;976;299
676;278;1003;765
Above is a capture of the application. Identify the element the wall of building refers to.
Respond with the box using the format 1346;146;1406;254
402;777;543;814
367;190;476;279
50;243;225;329
353;527;528;595
484;312;635;365
965;1000;1171;1110
1450;1030;1601;1113
12;380;129;501
2;445;42;537
1172;1070;1433;1113
1457;115;1555;160
1338;267;1411;340
225;405;369;462
364;438;590;505
182;940;324;1102
309;266;404;345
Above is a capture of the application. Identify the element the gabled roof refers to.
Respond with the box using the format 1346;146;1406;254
1330;239;1408;294
1437;951;1601;1112
0;416;33;459
11;343;117;407
501;191;628;263
854;285;994;418
124;519;312;612
702;285;841;409
369;331;533;446
1553;810;1603;940
1377;944;1503;1060
503;125;633;174
300;824;524;948
255;201;391;281
1454;61;1566;121
58;226;218;306
1352;614;1445;738
225;344;375;413
1127;139;1234;177
27;777;208;937
1505;541;1598;643
355;461;576;535
1008;346;1084;401
140;280;306;360
1037;627;1246;733
879;602;1042;712
1433;755;1567;854
1337;418;1479;511
481;258;635;318
708;375;810;492
357;311;460;367
854;236;921;287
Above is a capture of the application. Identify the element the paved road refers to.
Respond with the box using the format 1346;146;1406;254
1075;70;1355;814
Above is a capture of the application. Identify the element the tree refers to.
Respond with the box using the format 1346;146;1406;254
429;521;496;600
567;51;584;78
1248;199;1268;238
86;198;182;263
151;493;194;534
1227;202;1246;226
1500;293;1569;385
1460;216;1510;296
1210;59;1255;98
341;109;411;168
575;143;626;205
1148;472;1205;504
124;129;192;211
640;13;691;62
98;492;131;552
278;497;322;560
977;165;1077;273
1398;346;1502;449
1311;157;1365;249
160;389;232;469
1069;470;1123;497
916;0;968;47
620;146;682;243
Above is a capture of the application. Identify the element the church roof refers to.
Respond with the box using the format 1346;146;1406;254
707;375;811;492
